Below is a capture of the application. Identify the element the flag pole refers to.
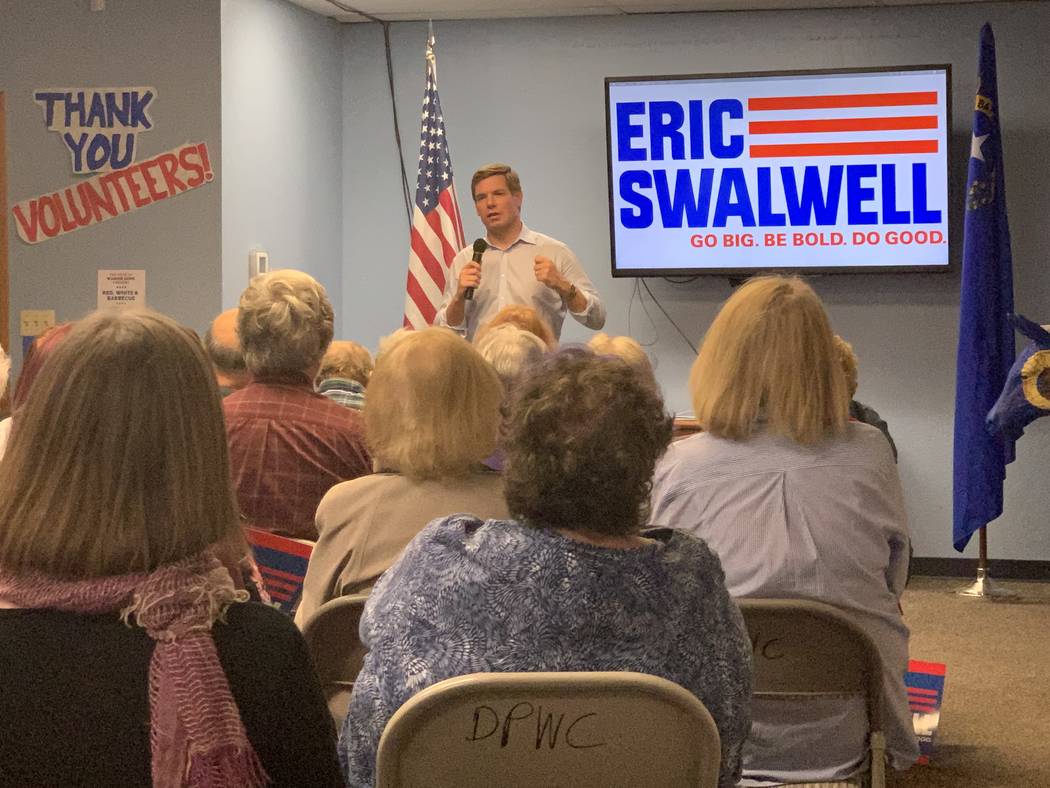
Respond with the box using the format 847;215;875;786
957;526;1017;599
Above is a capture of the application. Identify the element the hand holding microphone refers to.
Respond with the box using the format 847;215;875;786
463;238;488;301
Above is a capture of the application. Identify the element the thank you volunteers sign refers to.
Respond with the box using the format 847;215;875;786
606;68;950;272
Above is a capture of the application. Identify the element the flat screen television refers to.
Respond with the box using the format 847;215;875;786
605;65;951;276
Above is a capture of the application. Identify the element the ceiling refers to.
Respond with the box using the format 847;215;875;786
289;0;993;23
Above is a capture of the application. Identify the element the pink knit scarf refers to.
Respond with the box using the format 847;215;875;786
0;553;269;788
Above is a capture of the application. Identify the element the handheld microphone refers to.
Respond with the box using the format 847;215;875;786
465;238;488;301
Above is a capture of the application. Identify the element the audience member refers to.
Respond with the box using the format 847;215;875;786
588;332;658;391
316;340;374;411
0;323;74;459
374;326;414;361
474;323;547;392
835;334;898;461
0;309;342;787
473;303;557;350
650;276;918;783
340;350;752;788
0;344;9;450
296;328;507;625
0;344;9;402
204;307;250;396
224;270;371;540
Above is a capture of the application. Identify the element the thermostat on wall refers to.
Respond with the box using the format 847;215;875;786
249;250;269;280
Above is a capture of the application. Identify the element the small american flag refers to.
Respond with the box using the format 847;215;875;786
403;31;465;329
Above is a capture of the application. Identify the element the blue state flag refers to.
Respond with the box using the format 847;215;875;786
952;23;1016;552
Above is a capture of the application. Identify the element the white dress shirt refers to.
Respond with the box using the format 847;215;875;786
651;422;919;785
434;224;605;341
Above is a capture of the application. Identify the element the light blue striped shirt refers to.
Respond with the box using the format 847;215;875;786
651;422;919;784
435;225;605;341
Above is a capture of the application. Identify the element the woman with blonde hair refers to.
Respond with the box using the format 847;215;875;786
588;332;657;390
474;303;557;350
651;276;918;784
0;310;342;787
295;327;509;625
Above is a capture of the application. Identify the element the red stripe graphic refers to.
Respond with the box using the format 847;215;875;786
909;660;947;676
750;140;939;158
748;92;938;111
259;574;300;593
259;566;305;585
908;687;940;697
246;529;314;558
749;116;938;134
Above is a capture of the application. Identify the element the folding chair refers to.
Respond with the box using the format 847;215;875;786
375;671;722;788
300;593;370;726
737;598;887;788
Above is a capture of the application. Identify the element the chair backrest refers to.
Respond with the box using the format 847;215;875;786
737;598;887;786
300;593;370;725
375;671;721;788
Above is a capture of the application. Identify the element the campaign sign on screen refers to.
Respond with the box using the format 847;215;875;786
606;67;951;275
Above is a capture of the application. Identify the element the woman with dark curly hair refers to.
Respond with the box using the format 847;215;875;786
339;349;752;788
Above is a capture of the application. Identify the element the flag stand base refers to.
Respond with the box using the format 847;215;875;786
957;567;1018;600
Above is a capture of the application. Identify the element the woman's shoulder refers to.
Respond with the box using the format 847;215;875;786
644;527;724;569
218;600;303;644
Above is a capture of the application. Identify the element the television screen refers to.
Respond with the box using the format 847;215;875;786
605;66;951;276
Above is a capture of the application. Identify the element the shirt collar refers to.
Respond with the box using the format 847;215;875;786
488;223;538;251
248;371;315;389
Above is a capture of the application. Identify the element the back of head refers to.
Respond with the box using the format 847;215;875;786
475;304;556;350
204;307;247;385
318;340;374;388
833;335;859;399
588;333;657;391
0;309;238;579
12;323;75;411
475;324;547;392
366;327;503;480
690;276;848;445
238;269;334;377
503;349;672;536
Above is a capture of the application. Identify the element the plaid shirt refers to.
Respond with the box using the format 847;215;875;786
224;375;371;540
317;377;366;412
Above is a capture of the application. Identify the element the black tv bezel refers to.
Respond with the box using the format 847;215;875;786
604;64;954;278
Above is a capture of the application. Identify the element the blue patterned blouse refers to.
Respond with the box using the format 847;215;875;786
339;515;752;787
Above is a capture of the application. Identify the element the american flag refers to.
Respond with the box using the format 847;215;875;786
403;32;465;329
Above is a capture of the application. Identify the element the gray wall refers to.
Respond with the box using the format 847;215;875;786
221;0;345;331
341;2;1050;560
1;0;222;339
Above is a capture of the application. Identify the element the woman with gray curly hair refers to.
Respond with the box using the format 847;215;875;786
339;349;752;788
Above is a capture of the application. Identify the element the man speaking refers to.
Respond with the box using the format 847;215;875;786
436;163;606;341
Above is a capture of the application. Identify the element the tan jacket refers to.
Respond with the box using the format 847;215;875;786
295;471;509;627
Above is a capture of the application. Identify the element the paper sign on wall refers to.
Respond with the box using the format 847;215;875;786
34;87;156;174
98;270;145;309
11;141;214;245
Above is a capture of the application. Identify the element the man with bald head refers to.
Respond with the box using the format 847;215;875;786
204;308;249;396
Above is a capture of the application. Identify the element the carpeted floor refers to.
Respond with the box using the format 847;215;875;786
889;576;1050;788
